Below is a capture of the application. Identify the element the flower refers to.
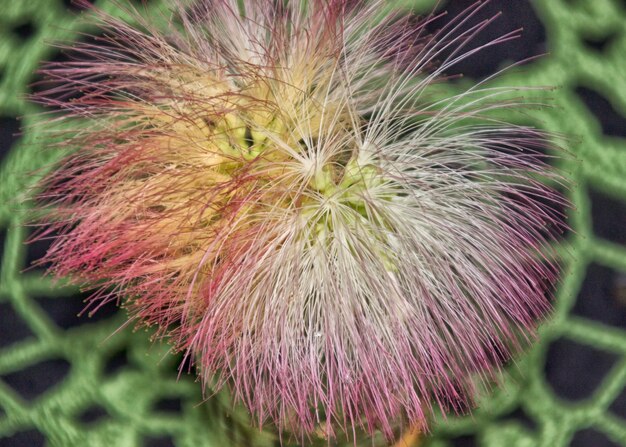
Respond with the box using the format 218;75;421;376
34;0;566;441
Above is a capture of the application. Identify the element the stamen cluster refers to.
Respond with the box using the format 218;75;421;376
35;0;565;441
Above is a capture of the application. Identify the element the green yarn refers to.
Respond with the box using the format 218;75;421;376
1;1;625;446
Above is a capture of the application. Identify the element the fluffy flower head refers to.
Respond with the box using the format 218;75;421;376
35;0;565;441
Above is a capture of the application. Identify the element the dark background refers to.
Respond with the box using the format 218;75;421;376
1;1;625;446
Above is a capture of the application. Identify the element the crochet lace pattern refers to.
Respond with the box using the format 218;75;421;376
0;0;624;446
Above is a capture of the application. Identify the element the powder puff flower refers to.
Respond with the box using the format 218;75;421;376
33;0;566;441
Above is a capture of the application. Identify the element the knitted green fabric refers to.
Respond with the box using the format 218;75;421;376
1;1;625;446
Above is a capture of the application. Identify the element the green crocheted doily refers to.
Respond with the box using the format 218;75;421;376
1;1;625;446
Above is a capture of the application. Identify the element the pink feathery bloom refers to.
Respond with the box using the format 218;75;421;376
33;0;566;442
